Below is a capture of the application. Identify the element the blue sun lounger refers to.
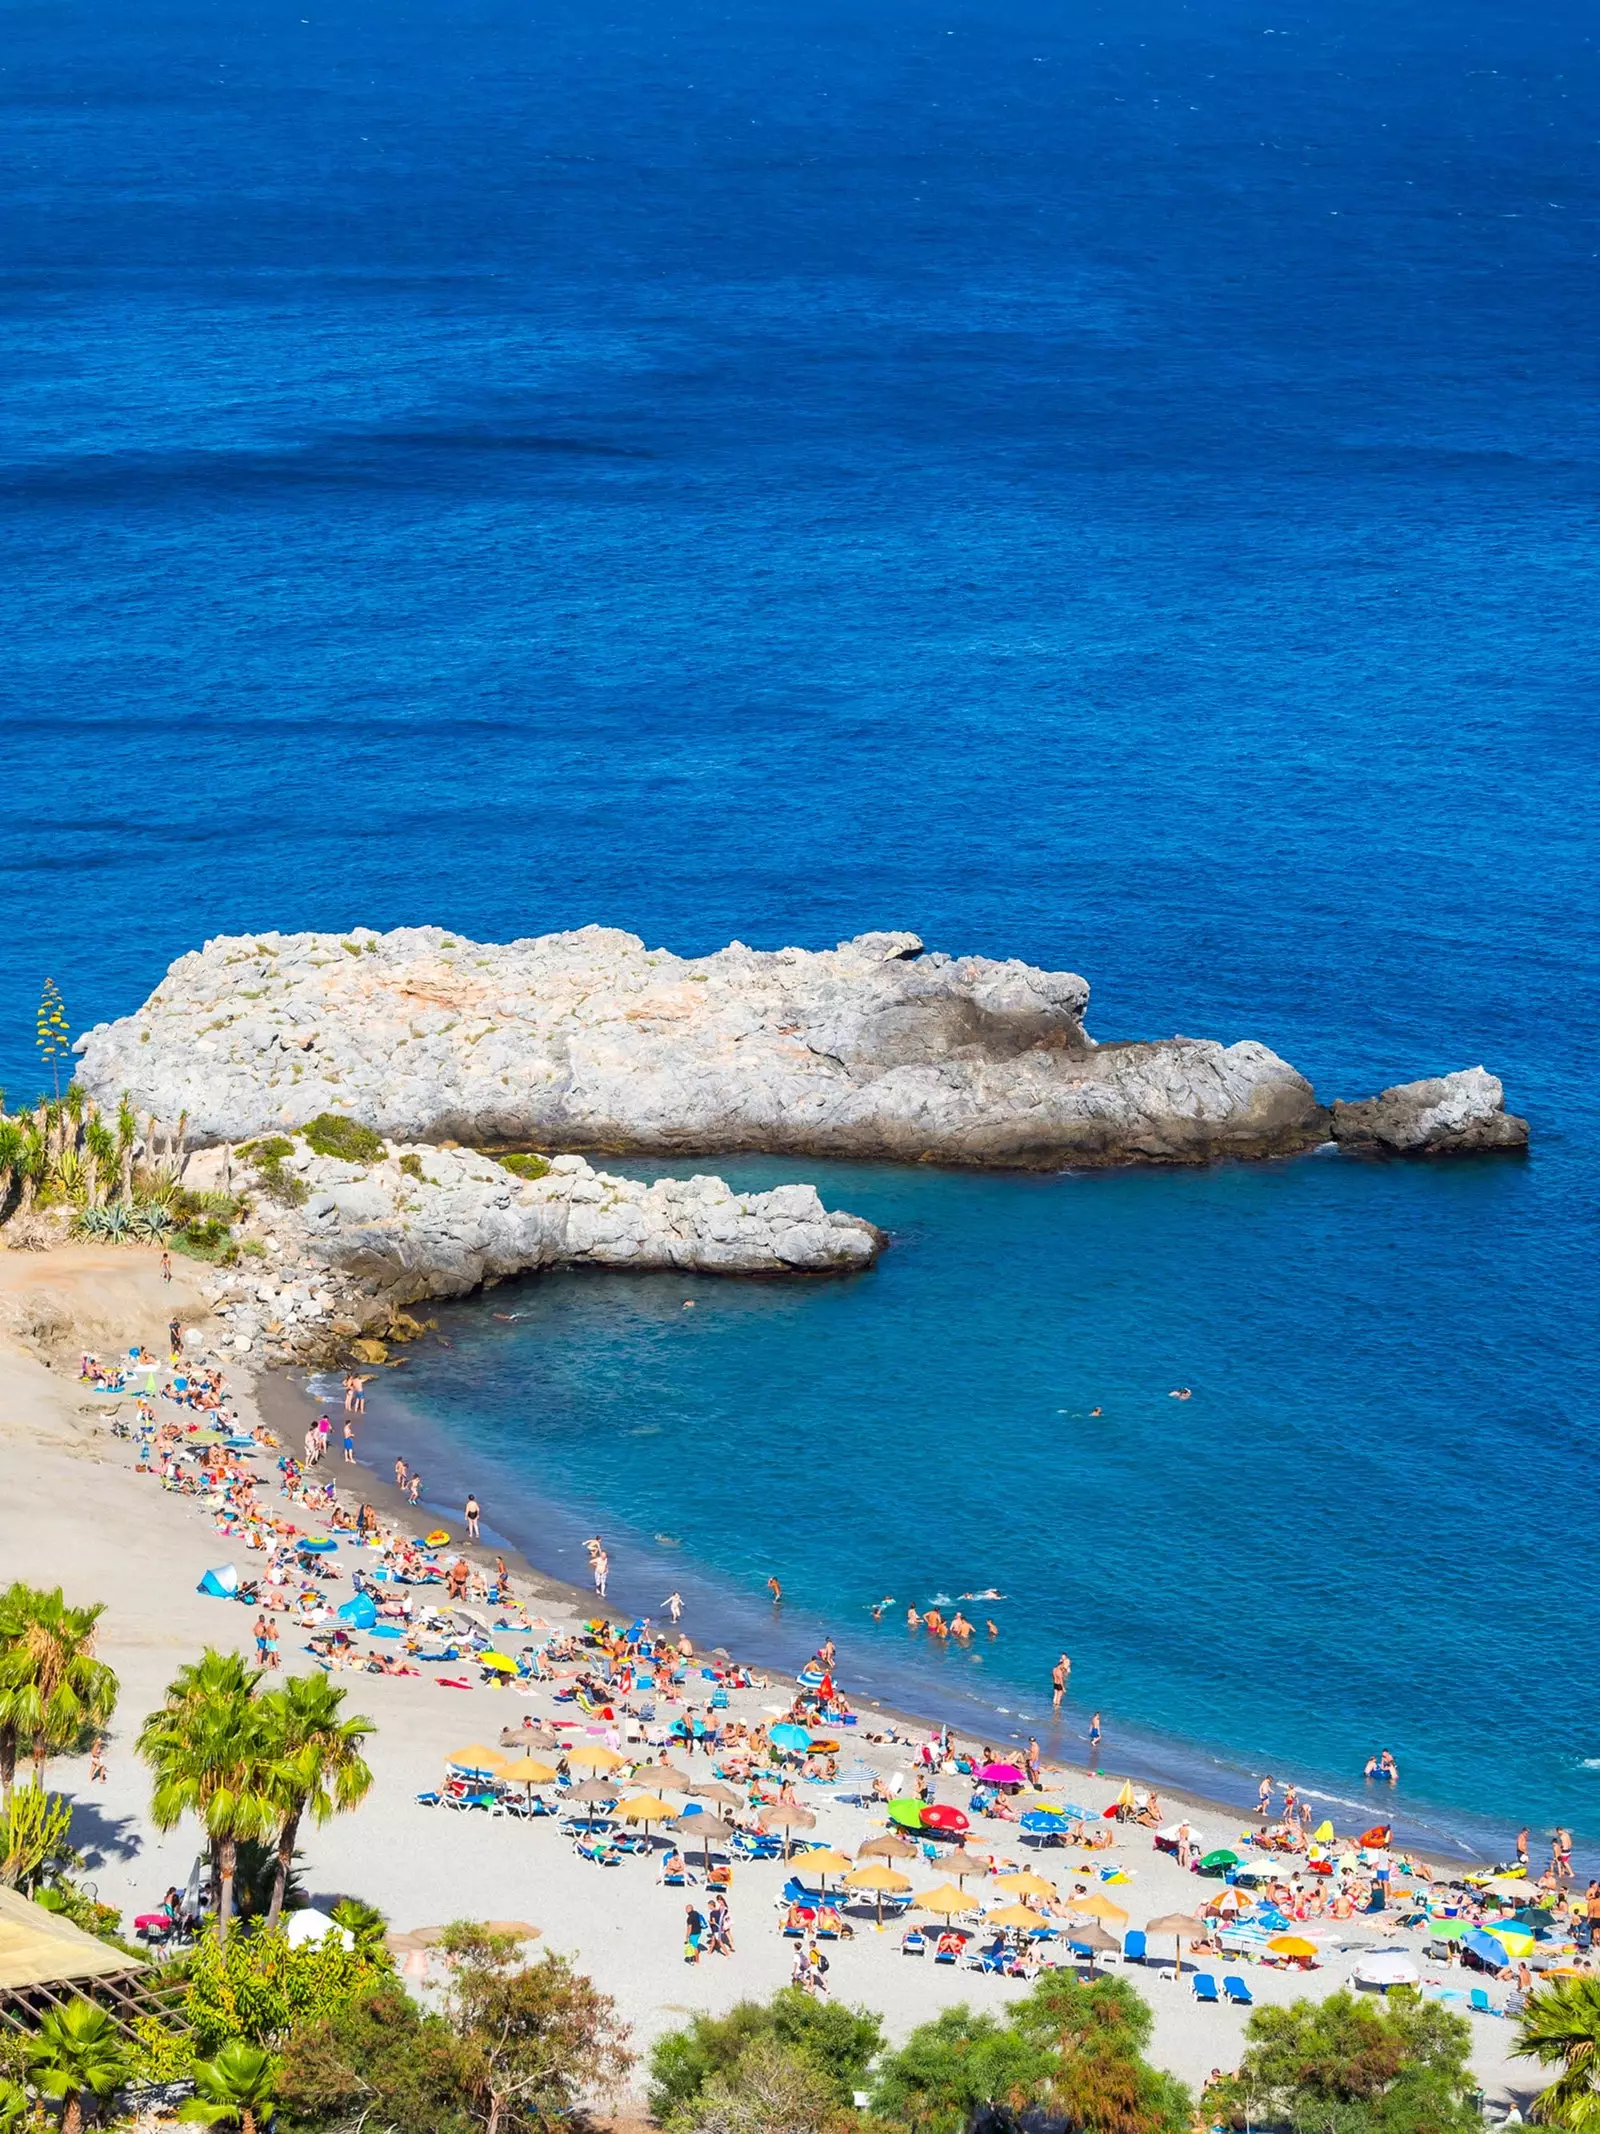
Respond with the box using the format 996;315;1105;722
1123;1930;1147;1964
1191;1974;1221;2004
1223;1975;1254;2006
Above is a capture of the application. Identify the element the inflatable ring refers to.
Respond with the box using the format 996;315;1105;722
1358;1824;1392;1848
425;1530;451;1548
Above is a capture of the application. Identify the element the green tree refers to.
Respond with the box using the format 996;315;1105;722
0;1121;23;1219
328;1895;391;1962
258;1673;375;1930
0;2075;27;2131
651;1989;885;2120
177;2040;279;2134
1012;1970;1191;2134
871;2006;1054;2134
14;1127;47;1218
138;1651;276;1940
674;2037;841;2134
1515;1977;1600;2131
25;1998;125;2134
440;1923;634;2134
182;1920;387;2056
35;982;70;1103
0;1582;118;1795
115;1094;136;1205
1230;1991;1477;2134
277;1980;474;2134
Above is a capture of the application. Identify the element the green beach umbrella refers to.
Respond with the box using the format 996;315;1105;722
888;1798;925;1830
1428;1917;1474;1941
1199;1849;1241;1873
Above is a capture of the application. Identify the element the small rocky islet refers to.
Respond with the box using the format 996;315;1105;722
70;924;1527;1357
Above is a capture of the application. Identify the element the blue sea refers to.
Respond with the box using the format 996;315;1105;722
2;0;1596;1854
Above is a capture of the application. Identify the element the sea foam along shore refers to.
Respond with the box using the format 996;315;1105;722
73;923;1529;1168
0;1241;1545;2106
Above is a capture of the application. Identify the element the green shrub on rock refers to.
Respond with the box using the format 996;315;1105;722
300;1115;384;1164
493;1151;551;1181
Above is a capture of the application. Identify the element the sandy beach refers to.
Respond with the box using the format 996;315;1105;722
0;1243;1545;2110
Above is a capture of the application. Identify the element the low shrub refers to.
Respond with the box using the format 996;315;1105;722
493;1151;551;1181
301;1114;384;1164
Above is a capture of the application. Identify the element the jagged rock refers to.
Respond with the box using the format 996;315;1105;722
75;925;1326;1168
1330;1068;1528;1156
216;1139;883;1305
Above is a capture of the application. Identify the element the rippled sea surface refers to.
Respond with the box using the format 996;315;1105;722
3;0;1596;1850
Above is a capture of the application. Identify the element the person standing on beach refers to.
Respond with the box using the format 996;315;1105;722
1052;1654;1070;1710
408;1471;423;1506
395;1458;408;1493
664;1591;683;1622
464;1494;481;1540
594;1548;609;1599
89;1737;107;1784
1516;1827;1530;1870
343;1421;356;1464
160;1249;171;1283
1258;1777;1275;1819
1087;1712;1102;1769
1026;1737;1042;1788
316;1414;332;1461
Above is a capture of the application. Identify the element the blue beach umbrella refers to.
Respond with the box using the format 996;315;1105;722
301;1537;338;1553
797;1664;826;1691
1022;1808;1068;1834
1464;1929;1513;1970
770;1723;812;1754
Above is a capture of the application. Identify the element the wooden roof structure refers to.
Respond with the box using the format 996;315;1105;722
0;1888;185;2035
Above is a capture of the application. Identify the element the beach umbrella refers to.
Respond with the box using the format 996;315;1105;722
921;1804;969;1837
1509;1909;1557;1933
859;1834;919;1863
1464;1929;1515;1970
888;1799;926;1831
671;1811;736;1870
799;1848;855;1887
685;1779;741;1806
301;1537;338;1553
770;1723;812;1755
1354;1953;1421;1990
565;1743;627;1772
1427;1917;1474;1942
996;1872;1056;1901
1147;1911;1212;1979
844;1862;912;1927
1067;1893;1130;1926
446;1743;508;1776
479;1652;517;1675
987;1902;1052;1932
760;1802;817;1858
979;1762;1026;1785
500;1756;558;1803
1021;1809;1068;1835
914;1884;979;1919
1199;1849;1241;1873
565;1778;619;1827
639;1762;695;1790
1480;1923;1537;1959
942;1852;992;1883
1064;1920;1120;1958
1267;1934;1318;1961
615;1794;675;1834
1312;1820;1336;1844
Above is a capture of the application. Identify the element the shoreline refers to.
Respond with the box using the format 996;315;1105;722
259;1364;1509;1879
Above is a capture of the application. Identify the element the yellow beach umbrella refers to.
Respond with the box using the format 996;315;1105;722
565;1743;627;1771
915;1883;980;1918
799;1848;855;1884
995;1872;1056;1901
1267;1934;1318;1960
1481;1924;1536;1959
1312;1819;1335;1843
1066;1892;1129;1926
446;1743;507;1772
844;1861;912;1926
987;1902;1051;1931
479;1652;517;1674
501;1756;558;1787
615;1794;675;1827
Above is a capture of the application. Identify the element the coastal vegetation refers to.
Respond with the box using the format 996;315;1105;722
1204;1991;1478;2134
493;1150;552;1180
0;1582;119;1799
1514;1976;1600;2131
298;1113;383;1164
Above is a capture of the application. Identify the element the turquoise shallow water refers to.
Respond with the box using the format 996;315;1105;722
1;0;1597;1855
348;1141;1594;1865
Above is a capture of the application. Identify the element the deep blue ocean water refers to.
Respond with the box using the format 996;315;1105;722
3;0;1597;1850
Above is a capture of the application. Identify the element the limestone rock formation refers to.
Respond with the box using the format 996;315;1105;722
189;1139;882;1342
1329;1068;1529;1156
76;925;1326;1168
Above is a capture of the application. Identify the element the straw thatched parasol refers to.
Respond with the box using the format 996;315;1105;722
500;1756;558;1806
1064;1892;1130;1926
1145;1911;1211;1978
986;1902;1051;1932
859;1833;918;1863
564;1743;627;1772
759;1802;817;1858
565;1778;620;1826
797;1848;854;1887
1062;1918;1120;1958
445;1743;508;1774
914;1883;979;1918
686;1780;742;1807
995;1871;1055;1901
636;1761;694;1789
614;1794;674;1834
843;1862;911;1926
671;1812;736;1870
941;1851;992;1883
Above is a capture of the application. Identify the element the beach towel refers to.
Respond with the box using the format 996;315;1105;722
436;1676;473;1689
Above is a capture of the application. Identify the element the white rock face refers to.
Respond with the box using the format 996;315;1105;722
210;1141;882;1304
76;925;1325;1167
1330;1068;1529;1155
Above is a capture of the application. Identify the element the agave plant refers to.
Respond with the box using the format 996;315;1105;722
141;1169;179;1210
71;1207;112;1240
101;1203;132;1242
128;1204;172;1239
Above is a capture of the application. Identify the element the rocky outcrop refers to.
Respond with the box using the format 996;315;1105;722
1330;1068;1529;1157
76;926;1327;1168
185;1139;883;1344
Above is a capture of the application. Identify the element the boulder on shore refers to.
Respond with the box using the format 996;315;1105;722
76;924;1327;1169
1329;1068;1529;1156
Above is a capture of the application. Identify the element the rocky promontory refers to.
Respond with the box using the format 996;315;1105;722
1329;1068;1529;1157
78;925;1329;1168
180;1137;884;1357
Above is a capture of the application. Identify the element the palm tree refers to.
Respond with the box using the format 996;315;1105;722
83;1119;115;1209
0;1584;118;1798
15;1127;46;1217
260;1673;375;1929
26;1998;126;2134
177;2041;279;2134
1516;1977;1600;2130
138;1652;277;1940
0;2075;27;2131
